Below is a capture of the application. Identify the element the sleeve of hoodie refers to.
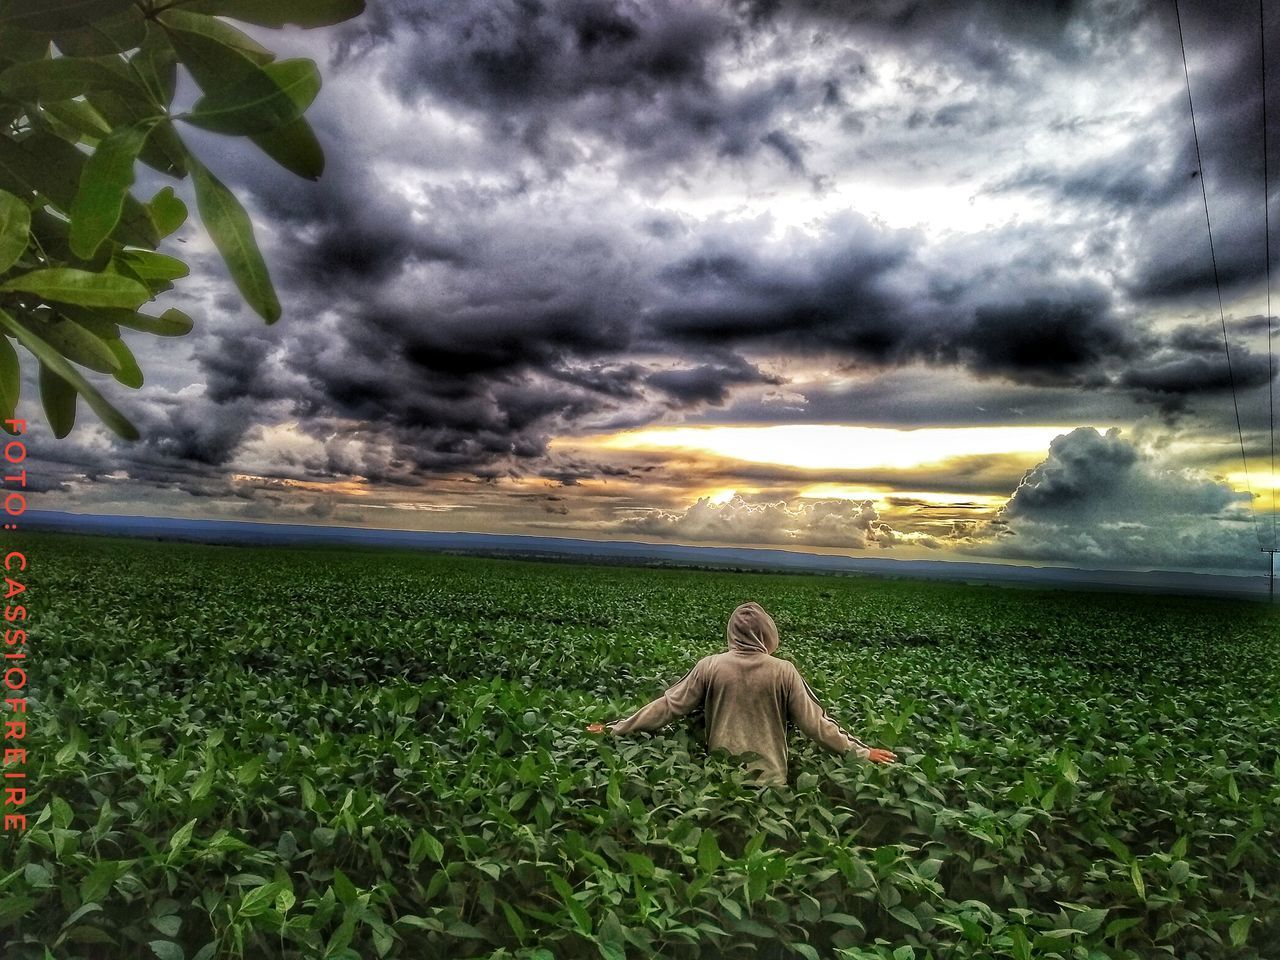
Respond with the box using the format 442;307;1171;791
605;657;709;736
785;663;872;759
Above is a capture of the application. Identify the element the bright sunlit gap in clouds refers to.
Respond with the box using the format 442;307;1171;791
573;424;1091;471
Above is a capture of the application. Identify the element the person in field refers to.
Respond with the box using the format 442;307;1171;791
586;601;896;786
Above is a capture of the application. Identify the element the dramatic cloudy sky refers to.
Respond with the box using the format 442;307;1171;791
20;0;1280;575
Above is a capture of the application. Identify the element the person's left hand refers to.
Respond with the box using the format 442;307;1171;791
585;723;606;734
868;748;898;764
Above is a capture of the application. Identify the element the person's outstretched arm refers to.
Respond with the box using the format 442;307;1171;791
785;662;896;764
590;658;710;736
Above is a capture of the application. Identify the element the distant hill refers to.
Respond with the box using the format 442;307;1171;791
19;510;1273;601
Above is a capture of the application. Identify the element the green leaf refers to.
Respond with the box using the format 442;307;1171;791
167;818;197;858
132;21;178;106
0;132;158;248
158;9;274;84
0;55;143;102
184;58;320;136
237;881;282;919
0;334;18;422
148;941;184;960
185;0;365;29
1129;862;1145;901
250;115;324;180
409;830;444;866
41;98;114;140
119;309;190;340
79;863;119;903
1;267;149;308
48;6;146;57
150;915;181;937
21;312;120;373
147;187;187;239
187;156;279;322
117;250;188;282
105;337;141;388
60;901;104;931
890;905;922;931
548;871;591;936
189;767;214;802
0;896;36;927
38;362;76;437
1073;907;1108;934
1009;925;1031;960
0;188;30;272
70;118;160;259
236;756;262;784
1229;916;1252;947
697;829;721;873
1104;916;1143;938
0;0;134;32
332;867;357;906
275;888;295;914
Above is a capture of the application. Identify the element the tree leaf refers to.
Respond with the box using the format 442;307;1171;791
185;0;365;29
1;267;149;308
158;9;274;83
20;312;119;373
119;307;192;337
131;21;178;106
0;0;135;32
187;155;279;322
38;362;76;437
49;6;147;57
184;58;319;136
107;337;141;387
0;132;159;248
147;186;187;239
117;250;188;282
0;188;29;272
70;118;160;259
40;98;114;140
249;114;324;180
0;55;144;102
0;334;18;422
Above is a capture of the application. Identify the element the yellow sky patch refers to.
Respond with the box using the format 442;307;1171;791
574;423;1083;471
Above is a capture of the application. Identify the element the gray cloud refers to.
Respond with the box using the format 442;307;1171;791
958;427;1260;570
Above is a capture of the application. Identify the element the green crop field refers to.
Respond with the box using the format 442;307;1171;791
3;531;1278;959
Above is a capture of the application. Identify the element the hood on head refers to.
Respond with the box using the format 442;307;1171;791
726;601;779;655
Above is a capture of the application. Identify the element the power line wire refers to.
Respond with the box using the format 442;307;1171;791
1173;0;1265;551
1261;0;1276;549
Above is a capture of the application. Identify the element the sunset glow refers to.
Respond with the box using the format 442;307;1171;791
583;424;1086;472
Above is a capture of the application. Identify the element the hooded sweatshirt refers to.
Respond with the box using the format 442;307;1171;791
605;601;872;787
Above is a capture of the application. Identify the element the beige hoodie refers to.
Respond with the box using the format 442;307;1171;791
605;601;872;786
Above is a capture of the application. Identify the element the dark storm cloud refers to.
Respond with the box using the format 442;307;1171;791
958;426;1257;570
645;355;783;407
987;1;1280;303
331;0;824;176
29;0;1278;563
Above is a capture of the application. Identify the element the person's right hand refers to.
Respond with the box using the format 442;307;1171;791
867;748;897;764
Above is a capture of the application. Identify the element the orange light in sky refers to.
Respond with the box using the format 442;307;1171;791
579;424;1084;471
